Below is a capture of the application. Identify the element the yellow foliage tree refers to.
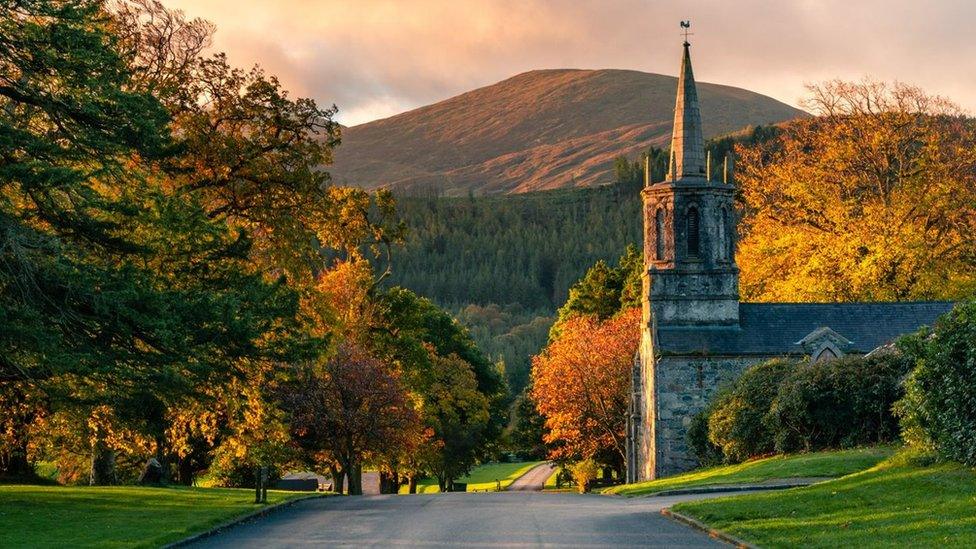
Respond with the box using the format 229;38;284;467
737;80;976;302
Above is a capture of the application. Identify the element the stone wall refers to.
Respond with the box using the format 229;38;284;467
642;354;767;479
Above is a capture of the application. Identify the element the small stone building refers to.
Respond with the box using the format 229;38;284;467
626;39;953;482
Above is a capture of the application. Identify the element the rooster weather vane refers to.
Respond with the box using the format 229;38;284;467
680;20;693;45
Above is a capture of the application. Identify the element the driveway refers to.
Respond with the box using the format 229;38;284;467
193;491;728;548
507;463;556;491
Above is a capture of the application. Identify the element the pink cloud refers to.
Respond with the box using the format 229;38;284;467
164;0;976;125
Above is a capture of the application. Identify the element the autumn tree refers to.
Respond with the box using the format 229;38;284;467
110;1;404;486
0;0;301;485
113;0;403;284
737;80;976;302
280;343;416;495
1;0;407;486
531;308;640;474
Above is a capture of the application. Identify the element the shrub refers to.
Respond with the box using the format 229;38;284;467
767;353;913;453
896;302;976;465
687;397;723;467
569;459;599;493
708;359;797;462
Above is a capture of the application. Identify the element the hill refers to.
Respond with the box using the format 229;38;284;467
330;69;804;195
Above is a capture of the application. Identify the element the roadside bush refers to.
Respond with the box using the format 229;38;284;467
707;359;798;463
570;459;599;493
896;302;976;465
767;353;913;453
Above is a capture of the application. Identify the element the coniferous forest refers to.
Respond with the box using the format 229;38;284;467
387;184;638;394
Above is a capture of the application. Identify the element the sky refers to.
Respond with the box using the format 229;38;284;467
164;0;976;126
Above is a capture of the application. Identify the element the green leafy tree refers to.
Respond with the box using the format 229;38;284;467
551;245;641;339
509;387;548;460
416;351;490;491
372;288;505;485
897;301;976;465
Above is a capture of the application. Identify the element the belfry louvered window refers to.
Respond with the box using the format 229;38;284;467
687;207;700;258
718;207;728;261
655;208;666;260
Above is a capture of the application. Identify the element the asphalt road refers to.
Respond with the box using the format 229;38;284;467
193;491;727;548
507;463;556;491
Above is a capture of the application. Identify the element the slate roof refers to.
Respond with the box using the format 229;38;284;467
655;302;955;356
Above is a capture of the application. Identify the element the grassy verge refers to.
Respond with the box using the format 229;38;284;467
0;484;322;548
403;461;542;493
544;468;560;489
673;451;976;548
604;447;893;496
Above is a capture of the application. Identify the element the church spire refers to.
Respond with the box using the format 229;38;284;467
667;40;706;180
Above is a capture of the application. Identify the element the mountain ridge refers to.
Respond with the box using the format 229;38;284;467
331;68;805;195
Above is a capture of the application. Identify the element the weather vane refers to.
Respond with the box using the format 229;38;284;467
680;20;692;45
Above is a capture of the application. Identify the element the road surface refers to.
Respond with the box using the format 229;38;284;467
193;491;728;548
507;463;556;491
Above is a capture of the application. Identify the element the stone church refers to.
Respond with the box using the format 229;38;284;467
626;39;954;482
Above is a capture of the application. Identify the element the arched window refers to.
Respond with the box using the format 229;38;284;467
655;208;666;260
687;206;700;258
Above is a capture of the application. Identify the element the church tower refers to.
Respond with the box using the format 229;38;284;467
631;35;740;482
641;40;739;328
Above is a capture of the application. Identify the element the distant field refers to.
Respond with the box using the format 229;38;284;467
674;451;976;548
0;484;320;548
604;447;893;496
404;461;543;494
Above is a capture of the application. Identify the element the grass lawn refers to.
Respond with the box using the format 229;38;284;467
403;461;543;493
604;446;893;496
0;484;321;548
673;452;976;548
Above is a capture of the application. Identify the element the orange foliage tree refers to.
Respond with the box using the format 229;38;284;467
531;308;640;472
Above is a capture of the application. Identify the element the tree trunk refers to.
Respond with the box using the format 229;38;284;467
348;462;363;495
89;438;116;486
437;475;446;492
613;465;624;484
328;464;345;494
408;475;417;494
177;457;194;486
154;437;171;485
391;468;400;493
379;471;399;494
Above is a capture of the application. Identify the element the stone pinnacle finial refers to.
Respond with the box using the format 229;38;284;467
668;36;706;180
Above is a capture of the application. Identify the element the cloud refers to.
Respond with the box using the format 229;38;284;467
164;0;976;125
